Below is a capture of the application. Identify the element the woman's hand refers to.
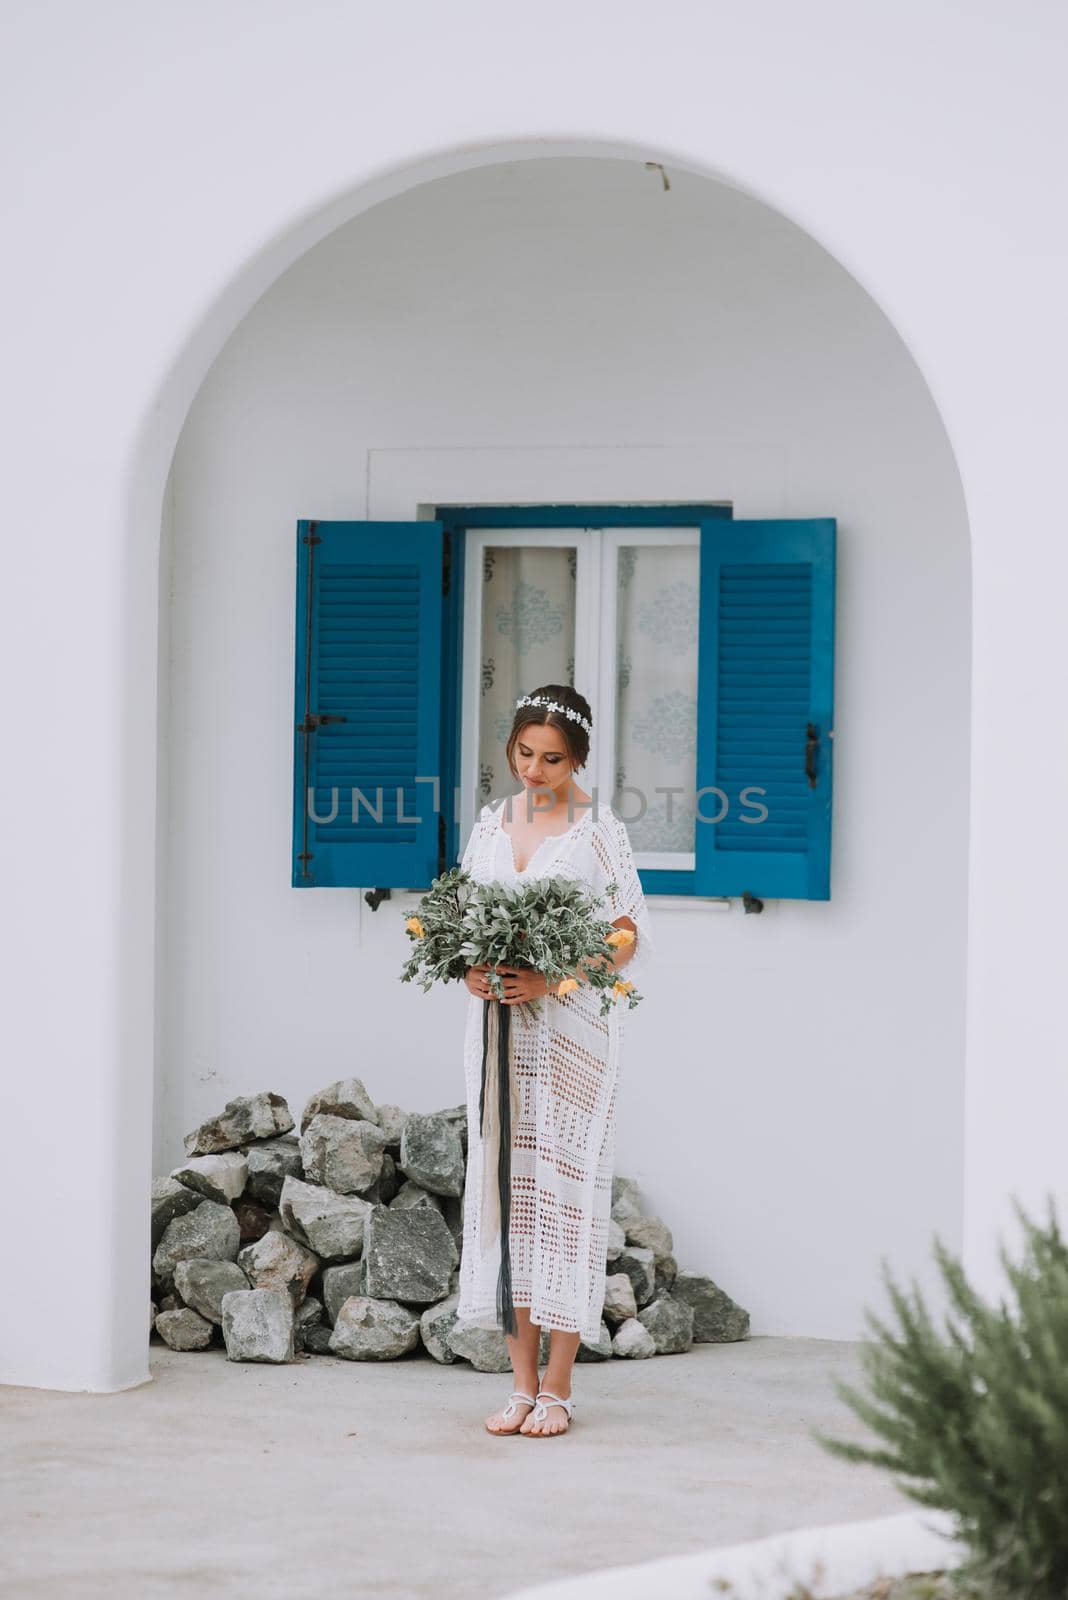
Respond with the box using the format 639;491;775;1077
495;964;551;1004
465;963;551;1003
464;962;495;999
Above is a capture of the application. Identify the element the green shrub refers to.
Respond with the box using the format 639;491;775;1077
814;1196;1068;1600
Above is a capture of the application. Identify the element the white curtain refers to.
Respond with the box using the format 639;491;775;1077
478;546;576;803
615;544;699;853
477;540;699;855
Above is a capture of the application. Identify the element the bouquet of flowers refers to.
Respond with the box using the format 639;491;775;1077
400;867;641;1020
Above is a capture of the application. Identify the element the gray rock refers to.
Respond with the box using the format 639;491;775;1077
173;1258;250;1325
602;1272;638;1325
606;1217;626;1262
295;1292;321;1331
221;1287;295;1362
447;1322;512;1372
279;1175;372;1262
329;1296;420;1361
374;1103;408;1154
322;1262;365;1325
158;1293;182;1313
398;1112;464;1199
672;1272;750;1342
654;1253;678;1297
360;1151;400;1205
151;1176;203;1247
389;1178;444;1214
237;1230;319;1307
300;1077;380;1135
432;1103;469;1156
638;1295;694;1354
300;1113;386;1195
294;1296;323;1351
360;1205;459;1304
184;1092;294;1156
149;1299;157;1333
441;1194;464;1255
613;1246;657;1309
302;1323;335;1354
243;1136;303;1208
155;1307;214;1351
170;1151;248;1205
152;1200;241;1290
296;1295;323;1330
419;1293;461;1363
233;1197;273;1244
575;1321;614;1362
611;1175;644;1223
624;1214;674;1263
611;1316;657;1358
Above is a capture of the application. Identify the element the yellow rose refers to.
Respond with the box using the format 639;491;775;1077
405;916;425;938
556;977;580;996
606;928;635;947
612;979;635;997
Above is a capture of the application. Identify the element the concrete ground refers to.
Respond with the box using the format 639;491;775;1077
1;1337;911;1600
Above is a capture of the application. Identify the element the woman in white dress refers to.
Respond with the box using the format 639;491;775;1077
454;684;654;1437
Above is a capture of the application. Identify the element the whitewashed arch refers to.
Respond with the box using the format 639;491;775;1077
7;7;1065;1391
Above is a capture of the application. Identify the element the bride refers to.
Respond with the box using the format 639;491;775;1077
453;683;654;1437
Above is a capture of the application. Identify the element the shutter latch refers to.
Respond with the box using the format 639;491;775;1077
297;713;348;733
805;722;820;788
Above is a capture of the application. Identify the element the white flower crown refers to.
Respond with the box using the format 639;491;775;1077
514;693;592;735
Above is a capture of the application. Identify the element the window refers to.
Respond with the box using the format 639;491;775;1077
461;515;716;875
293;506;835;900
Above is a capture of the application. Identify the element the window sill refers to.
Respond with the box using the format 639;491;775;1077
648;894;732;911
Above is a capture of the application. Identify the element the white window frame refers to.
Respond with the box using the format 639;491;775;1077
461;523;700;873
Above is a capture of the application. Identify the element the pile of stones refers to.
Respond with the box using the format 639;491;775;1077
151;1080;749;1368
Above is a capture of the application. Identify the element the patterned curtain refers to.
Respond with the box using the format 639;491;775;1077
614;545;699;854
478;546;576;803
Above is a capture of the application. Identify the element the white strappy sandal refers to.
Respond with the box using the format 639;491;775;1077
485;1390;537;1435
526;1389;576;1434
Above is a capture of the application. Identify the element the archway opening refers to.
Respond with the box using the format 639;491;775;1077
147;147;970;1357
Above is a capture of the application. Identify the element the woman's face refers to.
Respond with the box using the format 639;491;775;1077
513;723;572;795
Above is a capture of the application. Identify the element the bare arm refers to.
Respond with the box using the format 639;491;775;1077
571;915;638;982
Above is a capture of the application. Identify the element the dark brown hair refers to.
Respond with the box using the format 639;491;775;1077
504;683;592;778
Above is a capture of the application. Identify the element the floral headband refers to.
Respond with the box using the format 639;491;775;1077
514;693;592;735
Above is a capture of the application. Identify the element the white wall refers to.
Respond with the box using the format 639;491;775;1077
162;158;970;1338
4;0;1066;1392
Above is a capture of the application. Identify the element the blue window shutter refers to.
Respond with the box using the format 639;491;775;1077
695;519;836;900
292;519;448;888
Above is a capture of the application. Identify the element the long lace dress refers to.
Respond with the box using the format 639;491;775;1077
454;798;655;1341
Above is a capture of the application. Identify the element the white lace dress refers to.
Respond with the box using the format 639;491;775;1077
454;799;655;1341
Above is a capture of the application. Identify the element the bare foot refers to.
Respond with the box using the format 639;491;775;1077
521;1388;573;1436
485;1390;537;1435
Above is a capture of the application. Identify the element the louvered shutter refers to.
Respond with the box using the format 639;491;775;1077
695;519;836;900
292;519;450;888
